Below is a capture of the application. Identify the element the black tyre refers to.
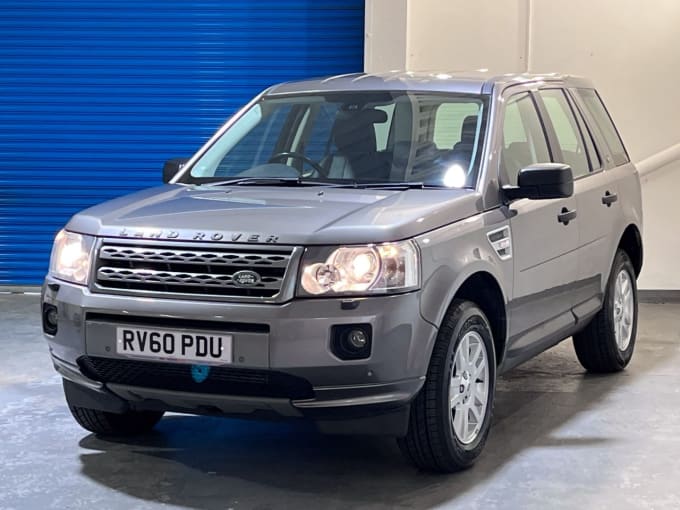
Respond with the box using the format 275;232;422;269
397;300;496;472
65;386;163;436
573;249;638;373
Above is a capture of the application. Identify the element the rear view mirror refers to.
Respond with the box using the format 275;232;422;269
163;158;189;183
503;163;573;201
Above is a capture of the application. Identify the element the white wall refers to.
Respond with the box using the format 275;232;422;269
364;0;408;72
639;160;680;290
528;0;680;163
365;0;680;289
406;0;529;73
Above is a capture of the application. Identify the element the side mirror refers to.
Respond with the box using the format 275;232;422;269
163;158;189;183
503;163;573;201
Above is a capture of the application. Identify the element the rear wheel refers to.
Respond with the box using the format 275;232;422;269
397;300;496;472
573;249;638;373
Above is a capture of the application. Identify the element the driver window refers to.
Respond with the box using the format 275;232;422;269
302;103;340;161
213;104;292;177
500;93;550;186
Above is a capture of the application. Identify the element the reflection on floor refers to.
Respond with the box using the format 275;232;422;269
2;294;679;509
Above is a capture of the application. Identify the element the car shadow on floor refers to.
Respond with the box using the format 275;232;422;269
75;341;666;510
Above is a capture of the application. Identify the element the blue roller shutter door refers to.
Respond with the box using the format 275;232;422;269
0;0;365;284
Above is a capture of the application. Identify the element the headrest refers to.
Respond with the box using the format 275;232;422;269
335;108;388;127
460;115;478;144
333;108;387;154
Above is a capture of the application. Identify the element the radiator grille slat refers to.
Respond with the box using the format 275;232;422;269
94;242;294;299
97;267;283;290
99;245;291;268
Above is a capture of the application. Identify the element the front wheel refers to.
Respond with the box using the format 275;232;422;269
397;300;496;472
573;249;638;373
64;381;163;436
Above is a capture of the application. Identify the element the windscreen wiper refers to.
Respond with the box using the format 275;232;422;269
198;178;469;190
199;177;337;187
332;181;446;190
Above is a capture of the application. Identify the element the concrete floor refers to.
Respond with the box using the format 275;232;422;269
1;294;680;510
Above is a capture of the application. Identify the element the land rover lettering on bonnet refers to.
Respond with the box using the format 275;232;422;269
117;228;279;243
43;72;642;473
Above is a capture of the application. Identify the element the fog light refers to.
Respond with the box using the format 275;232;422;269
42;303;58;335
331;324;372;360
47;308;58;326
347;329;368;349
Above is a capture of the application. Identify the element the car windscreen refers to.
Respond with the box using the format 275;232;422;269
179;91;488;188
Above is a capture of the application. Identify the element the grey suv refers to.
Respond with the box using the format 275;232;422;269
42;72;642;472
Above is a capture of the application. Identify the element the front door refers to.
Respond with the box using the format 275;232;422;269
500;91;579;367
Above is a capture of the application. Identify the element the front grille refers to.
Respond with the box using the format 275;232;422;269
78;356;315;400
94;242;295;299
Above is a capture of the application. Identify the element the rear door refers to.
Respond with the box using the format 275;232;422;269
501;91;579;364
535;88;619;321
572;87;639;282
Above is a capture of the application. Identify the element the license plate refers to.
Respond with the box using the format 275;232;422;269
116;327;232;364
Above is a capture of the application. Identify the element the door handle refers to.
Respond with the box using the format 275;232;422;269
602;191;618;207
558;207;577;225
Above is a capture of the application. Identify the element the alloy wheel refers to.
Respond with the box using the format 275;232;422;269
449;331;489;444
613;268;634;351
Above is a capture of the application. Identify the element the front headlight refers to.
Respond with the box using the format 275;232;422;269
299;240;420;296
49;230;95;285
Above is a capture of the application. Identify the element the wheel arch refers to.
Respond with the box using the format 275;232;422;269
422;265;508;367
617;224;643;277
452;272;508;367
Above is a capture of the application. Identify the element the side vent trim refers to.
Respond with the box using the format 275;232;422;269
487;226;512;261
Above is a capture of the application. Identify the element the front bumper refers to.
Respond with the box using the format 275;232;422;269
43;278;437;435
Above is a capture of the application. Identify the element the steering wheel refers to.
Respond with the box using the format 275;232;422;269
268;151;325;177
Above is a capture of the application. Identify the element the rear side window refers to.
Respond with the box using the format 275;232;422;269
576;88;629;166
568;92;601;171
538;89;590;178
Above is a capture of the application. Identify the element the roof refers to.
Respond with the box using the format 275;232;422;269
266;71;595;96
